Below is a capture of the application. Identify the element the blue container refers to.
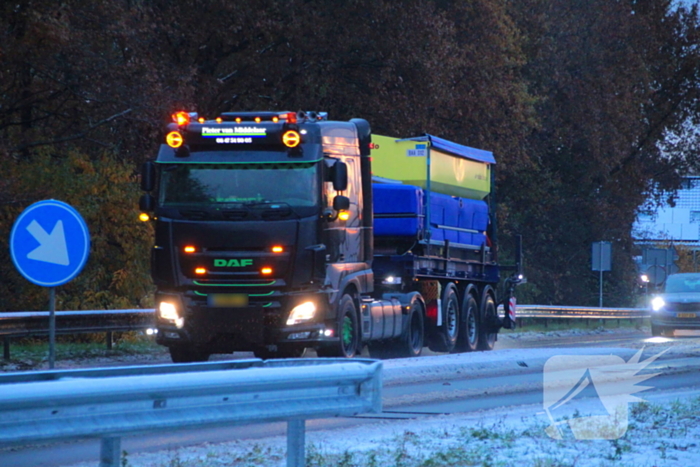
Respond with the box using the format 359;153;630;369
373;184;424;237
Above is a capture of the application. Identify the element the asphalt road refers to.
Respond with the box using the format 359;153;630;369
1;328;699;467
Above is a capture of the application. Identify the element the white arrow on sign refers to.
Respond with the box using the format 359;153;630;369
26;219;70;266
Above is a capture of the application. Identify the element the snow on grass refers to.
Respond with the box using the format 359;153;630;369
99;392;700;467
58;344;700;467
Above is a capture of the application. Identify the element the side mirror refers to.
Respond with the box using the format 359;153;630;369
139;194;155;212
141;161;155;192
333;195;350;211
332;161;348;191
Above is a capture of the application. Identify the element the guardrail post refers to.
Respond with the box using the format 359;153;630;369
3;338;9;361
100;436;121;467
287;419;305;467
106;332;113;351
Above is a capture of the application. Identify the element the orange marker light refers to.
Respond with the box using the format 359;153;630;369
285;112;297;124
139;213;150;222
198;117;205;123
261;267;273;275
216;117;222;123
338;211;350;221
272;116;279;123
166;131;183;148
172;111;190;126
235;117;242;123
272;246;284;253
195;267;206;275
184;246;196;253
255;117;261;123
283;130;301;148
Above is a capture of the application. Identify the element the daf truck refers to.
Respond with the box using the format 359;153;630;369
139;110;522;362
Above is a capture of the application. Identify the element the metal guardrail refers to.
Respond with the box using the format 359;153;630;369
0;309;155;360
513;305;649;320
0;358;382;467
0;305;651;360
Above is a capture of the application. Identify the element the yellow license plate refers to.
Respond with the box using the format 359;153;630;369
208;294;248;308
676;312;696;318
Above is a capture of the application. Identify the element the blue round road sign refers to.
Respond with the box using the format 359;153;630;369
10;200;90;287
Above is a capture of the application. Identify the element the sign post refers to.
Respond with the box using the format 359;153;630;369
592;242;612;308
10;200;90;369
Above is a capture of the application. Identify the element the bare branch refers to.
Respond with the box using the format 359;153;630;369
12;108;133;152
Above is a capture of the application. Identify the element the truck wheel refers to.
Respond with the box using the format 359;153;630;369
317;294;360;358
477;294;497;351
428;284;459;353
169;346;210;363
398;299;425;358
453;293;479;352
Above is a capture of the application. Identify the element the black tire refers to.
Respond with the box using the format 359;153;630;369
453;292;479;352
169;346;210;363
397;299;425;358
317;294;360;358
477;293;497;351
428;284;459;353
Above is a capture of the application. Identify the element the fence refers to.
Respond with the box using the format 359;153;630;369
0;358;382;467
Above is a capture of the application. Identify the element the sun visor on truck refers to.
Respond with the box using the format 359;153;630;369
370;134;494;200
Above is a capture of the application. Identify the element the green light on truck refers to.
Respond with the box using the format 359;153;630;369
214;259;253;267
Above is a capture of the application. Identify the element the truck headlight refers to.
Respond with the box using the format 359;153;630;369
286;301;316;325
651;296;665;312
159;301;184;328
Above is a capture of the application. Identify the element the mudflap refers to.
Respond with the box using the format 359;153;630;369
500;296;517;330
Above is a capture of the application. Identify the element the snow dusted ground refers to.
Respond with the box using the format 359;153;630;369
59;327;700;467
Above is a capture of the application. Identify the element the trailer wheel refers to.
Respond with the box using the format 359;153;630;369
477;294;497;351
428;284;459;353
317;294;360;358
169;346;210;363
453;293;479;352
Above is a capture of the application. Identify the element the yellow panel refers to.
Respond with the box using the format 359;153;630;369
370;134;490;199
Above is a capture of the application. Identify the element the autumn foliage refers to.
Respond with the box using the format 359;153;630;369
1;0;699;309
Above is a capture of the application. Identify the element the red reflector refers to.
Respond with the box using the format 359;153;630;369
286;112;297;124
426;301;438;321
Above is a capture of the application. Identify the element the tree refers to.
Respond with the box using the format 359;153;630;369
508;0;700;305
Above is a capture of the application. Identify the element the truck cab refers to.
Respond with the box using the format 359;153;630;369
141;111;374;361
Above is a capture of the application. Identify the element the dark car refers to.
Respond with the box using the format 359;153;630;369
650;272;700;336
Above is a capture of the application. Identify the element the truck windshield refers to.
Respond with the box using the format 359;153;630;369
159;162;319;207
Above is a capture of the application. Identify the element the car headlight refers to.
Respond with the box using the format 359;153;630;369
158;301;184;328
651;296;665;312
286;301;316;325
